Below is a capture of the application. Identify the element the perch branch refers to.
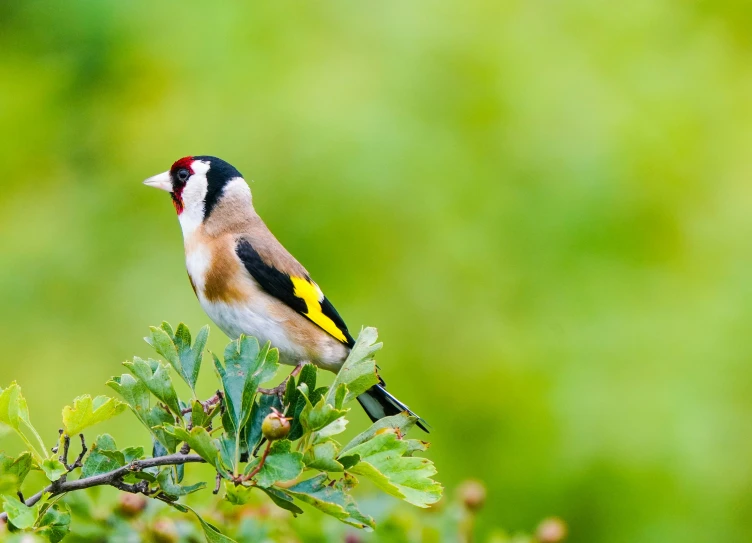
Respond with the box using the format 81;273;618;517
0;453;205;523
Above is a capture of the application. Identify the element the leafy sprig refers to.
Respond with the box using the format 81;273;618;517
0;323;442;542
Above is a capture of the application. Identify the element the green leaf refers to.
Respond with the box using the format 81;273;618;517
37;503;71;543
191;400;208;428
301;395;347;433
342;432;442;508
156;468;206;499
259;486;304;517
168;426;226;476
146;323;209;392
333;383;347;410
340;412;417;455
0;384;45;458
1;494;38;530
146;324;182;375
178;503;238;543
214;337;278;434
160;321;175;338
123;357;181;415
223;482;253;505
217;434;237;475
0;475;19;495
253;342;280;386
225;483;306;516
0;383;28;431
283;364;318;441
339;454;360;470
61;395;126;436
174;323;209;391
226;483;305;517
286;473;375;529
81;434;121;478
246;394;282;453
145;408;181;453
313;417;348;443
304;440;344;472
284;363;317;406
244;440;303;487
213;337;257;433
107;375;179;452
100;447;145;469
40;459;67;482
325;327;381;407
107;374;149;415
0;452;32;488
123;446;146;463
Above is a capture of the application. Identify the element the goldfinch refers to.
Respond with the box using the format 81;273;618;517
144;156;427;431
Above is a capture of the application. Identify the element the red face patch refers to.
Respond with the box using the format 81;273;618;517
169;156;194;215
171;156;194;174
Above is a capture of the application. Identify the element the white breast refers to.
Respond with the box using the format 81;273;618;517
184;239;309;366
199;297;308;365
185;243;212;294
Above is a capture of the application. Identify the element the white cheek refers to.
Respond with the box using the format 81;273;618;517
178;169;209;239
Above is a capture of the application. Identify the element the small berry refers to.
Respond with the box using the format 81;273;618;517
536;517;568;543
261;407;291;441
116;493;147;517
457;480;486;512
152;518;179;543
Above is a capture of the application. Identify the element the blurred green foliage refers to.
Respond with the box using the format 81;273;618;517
1;1;751;541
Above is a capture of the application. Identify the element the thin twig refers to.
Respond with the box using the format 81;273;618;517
51;429;63;454
240;441;271;482
180;423;193;455
59;434;70;467
62;434;87;472
0;453;204;523
70;434;87;471
181;391;224;415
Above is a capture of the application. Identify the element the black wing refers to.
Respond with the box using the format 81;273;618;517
236;238;355;347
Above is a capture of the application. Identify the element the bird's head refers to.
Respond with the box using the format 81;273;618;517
144;156;248;235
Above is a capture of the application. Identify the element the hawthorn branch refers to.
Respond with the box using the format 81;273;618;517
0;453;205;523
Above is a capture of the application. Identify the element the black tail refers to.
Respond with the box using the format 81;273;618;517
357;384;429;432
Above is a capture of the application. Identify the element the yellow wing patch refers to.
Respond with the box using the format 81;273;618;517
290;276;348;343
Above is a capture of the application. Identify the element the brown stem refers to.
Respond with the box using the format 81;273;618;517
58;434;70;467
66;434;87;472
181;391;224;415
240;441;272;482
0;453;204;523
213;472;222;495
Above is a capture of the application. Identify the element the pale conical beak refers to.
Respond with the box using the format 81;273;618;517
143;171;173;192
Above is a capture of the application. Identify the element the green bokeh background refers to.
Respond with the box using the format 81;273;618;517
2;1;751;541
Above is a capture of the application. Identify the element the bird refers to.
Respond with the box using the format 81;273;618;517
144;155;428;431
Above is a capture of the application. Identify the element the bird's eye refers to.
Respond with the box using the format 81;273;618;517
177;168;191;182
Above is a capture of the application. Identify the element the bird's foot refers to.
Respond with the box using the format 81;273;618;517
258;362;308;403
257;382;287;402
